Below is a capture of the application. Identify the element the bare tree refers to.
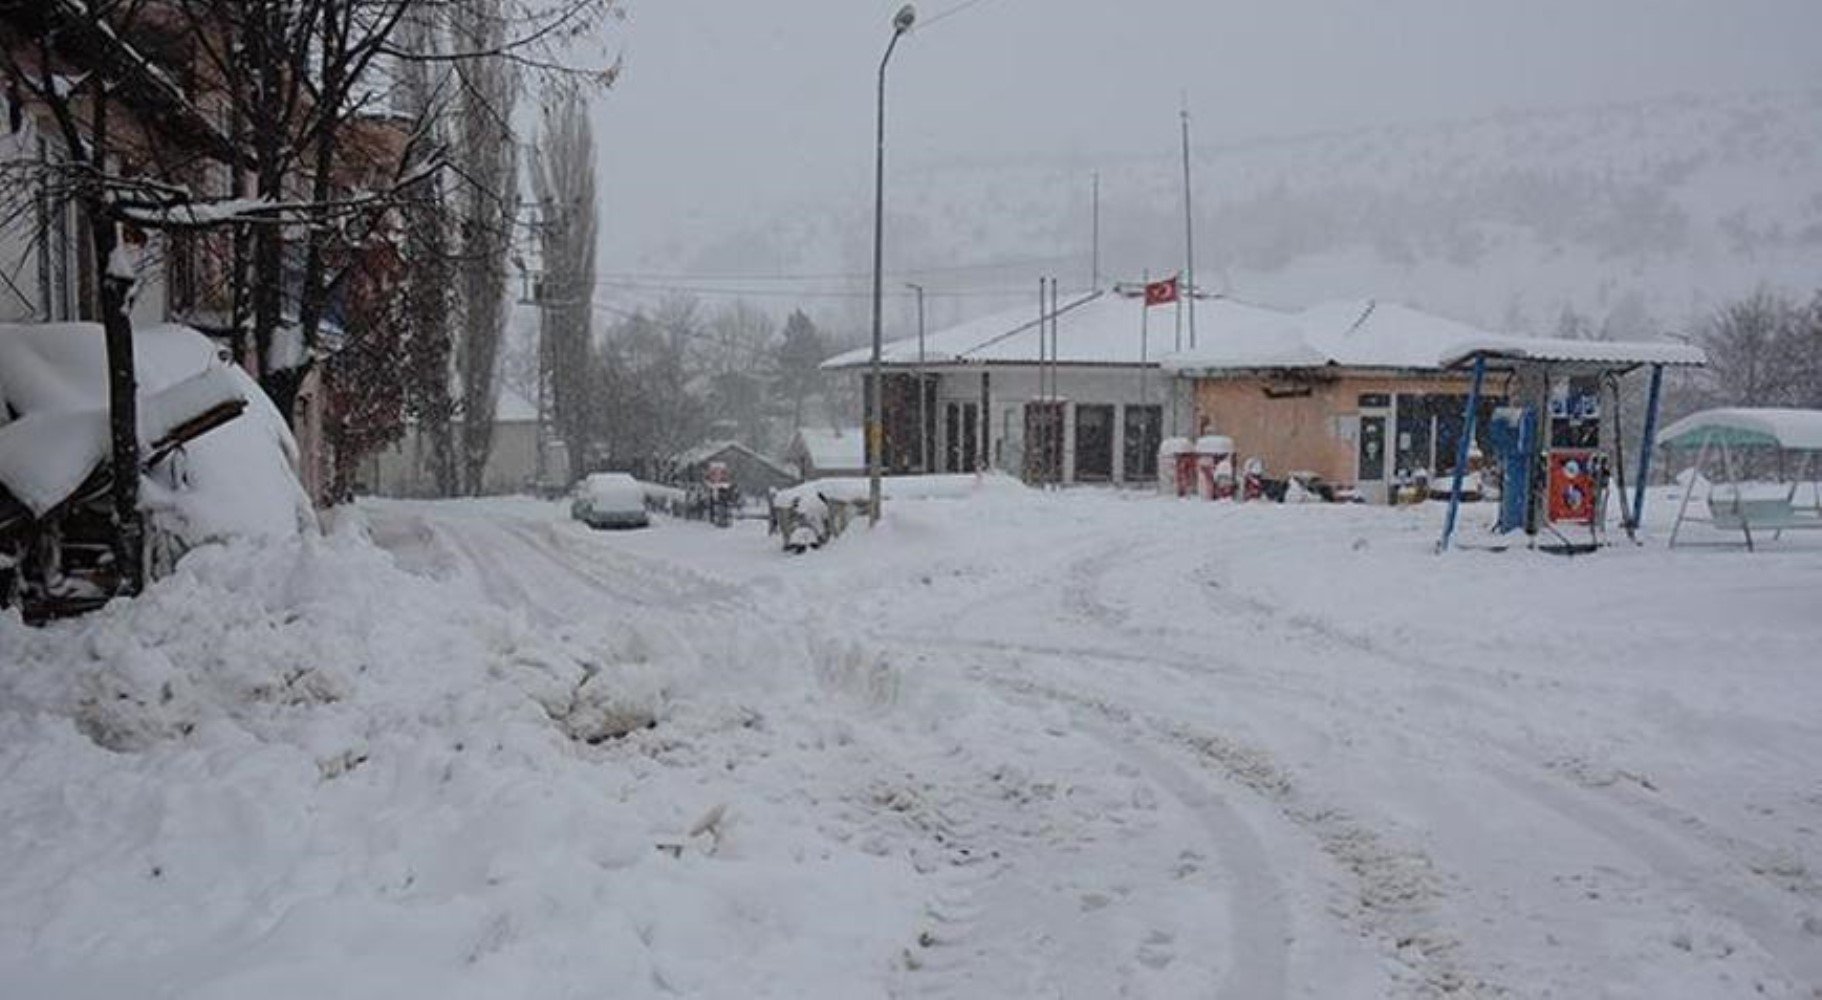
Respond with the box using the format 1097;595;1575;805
1699;291;1792;407
450;0;518;495
528;84;597;479
392;5;459;495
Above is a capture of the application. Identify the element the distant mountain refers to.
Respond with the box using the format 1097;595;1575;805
687;90;1822;338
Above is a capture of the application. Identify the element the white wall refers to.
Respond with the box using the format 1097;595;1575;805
926;365;1183;485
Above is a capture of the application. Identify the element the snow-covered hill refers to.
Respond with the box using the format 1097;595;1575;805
684;90;1822;335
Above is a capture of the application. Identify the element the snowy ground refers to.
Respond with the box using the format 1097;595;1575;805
3;483;1820;998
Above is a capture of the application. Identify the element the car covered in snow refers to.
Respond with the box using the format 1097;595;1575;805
570;473;650;529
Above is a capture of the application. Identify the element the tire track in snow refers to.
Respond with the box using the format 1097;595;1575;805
1082;724;1291;1000
988;667;1501;999
496;520;741;611
1484;763;1822;992
879;705;1252;1000
1176;554;1822;989
427;518;560;626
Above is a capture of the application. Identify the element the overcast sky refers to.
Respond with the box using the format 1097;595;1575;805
589;0;1822;276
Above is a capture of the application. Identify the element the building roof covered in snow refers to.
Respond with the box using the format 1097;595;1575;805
671;439;798;482
1163;299;1496;374
494;386;539;423
788;427;866;474
821;291;1290;371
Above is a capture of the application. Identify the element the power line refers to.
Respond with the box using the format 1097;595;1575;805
915;0;1010;32
588;251;1080;286
590;279;1042;300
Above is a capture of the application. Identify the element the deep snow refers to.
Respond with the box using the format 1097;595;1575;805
2;484;1819;998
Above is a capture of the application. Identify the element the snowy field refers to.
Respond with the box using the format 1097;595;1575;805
3;482;1820;998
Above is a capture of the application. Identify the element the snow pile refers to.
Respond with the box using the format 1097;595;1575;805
0;407;106;515
0;513;923;998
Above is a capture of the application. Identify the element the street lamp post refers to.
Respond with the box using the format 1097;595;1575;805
868;3;916;526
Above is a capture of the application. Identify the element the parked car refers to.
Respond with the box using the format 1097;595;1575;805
571;473;650;529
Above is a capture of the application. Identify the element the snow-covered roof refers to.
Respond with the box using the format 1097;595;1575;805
1437;335;1707;370
821;291;1288;371
1164;299;1498;374
672;439;798;481
791;427;866;472
1305;300;1497;370
495;385;538;423
1658;408;1822;452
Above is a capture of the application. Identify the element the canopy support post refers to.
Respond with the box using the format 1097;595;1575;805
1437;354;1486;553
1631;363;1664;535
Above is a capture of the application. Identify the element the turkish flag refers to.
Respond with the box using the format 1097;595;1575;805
1144;276;1179;307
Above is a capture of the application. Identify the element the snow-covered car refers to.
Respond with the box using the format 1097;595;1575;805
570;473;650;529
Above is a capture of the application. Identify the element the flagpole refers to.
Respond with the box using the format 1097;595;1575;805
1035;277;1045;485
1181;98;1197;349
1140;269;1149;409
1048;276;1059;488
1091;172;1101;290
1171;281;1183;437
1174;285;1182;353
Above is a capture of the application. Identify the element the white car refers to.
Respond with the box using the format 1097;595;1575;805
570;473;650;530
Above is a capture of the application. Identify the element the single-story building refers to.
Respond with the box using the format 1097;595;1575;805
360;386;547;497
670;439;799;494
822;289;1286;486
1163;299;1704;504
786;426;867;480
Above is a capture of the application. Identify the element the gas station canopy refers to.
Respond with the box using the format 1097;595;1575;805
1438;336;1707;374
1434;335;1707;553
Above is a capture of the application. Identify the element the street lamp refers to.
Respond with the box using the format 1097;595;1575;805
868;3;915;525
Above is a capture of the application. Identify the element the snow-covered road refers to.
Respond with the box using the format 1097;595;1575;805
5;483;1818;998
370;487;1822;999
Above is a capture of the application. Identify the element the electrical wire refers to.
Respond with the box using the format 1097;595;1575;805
590;279;1045;300
588;251;1081;286
914;0;1009;32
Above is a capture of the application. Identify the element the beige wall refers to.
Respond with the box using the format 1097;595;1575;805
361;420;541;498
1192;371;1476;485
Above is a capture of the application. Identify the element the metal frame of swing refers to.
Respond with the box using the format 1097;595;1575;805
1667;431;1822;552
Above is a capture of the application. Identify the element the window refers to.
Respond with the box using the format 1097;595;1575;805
1123;405;1163;481
1075;405;1114;482
945;401;978;472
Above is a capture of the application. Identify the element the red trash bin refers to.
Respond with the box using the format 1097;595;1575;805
1159;437;1194;496
1195;435;1234;500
